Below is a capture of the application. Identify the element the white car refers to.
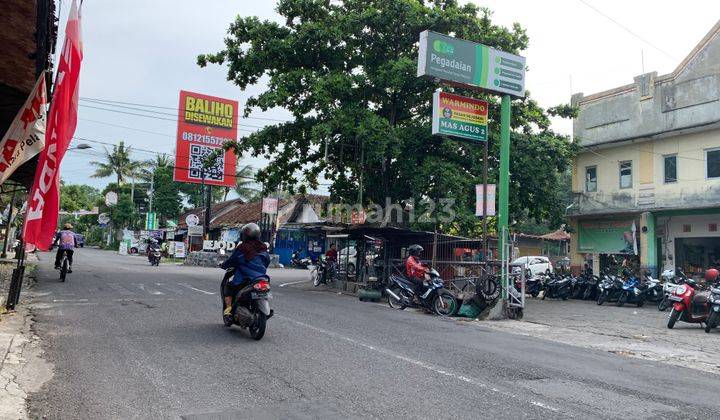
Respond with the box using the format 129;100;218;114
338;246;359;275
511;256;553;277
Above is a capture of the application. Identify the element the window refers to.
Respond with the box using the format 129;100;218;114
585;166;597;192
619;161;632;189
707;148;720;179
663;155;677;183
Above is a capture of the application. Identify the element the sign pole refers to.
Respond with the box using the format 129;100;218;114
498;94;511;299
482;140;488;261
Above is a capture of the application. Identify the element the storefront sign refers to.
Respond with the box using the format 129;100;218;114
475;184;496;216
262;198;278;214
145;212;158;230
417;30;526;97
578;220;637;255
173;90;237;187
174;241;186;258
203;240;237;251
432;92;488;141
185;213;199;227
188;225;204;236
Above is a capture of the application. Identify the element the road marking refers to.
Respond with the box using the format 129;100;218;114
52;299;88;302
279;280;309;287
133;283;164;295
180;283;215;295
280;316;559;413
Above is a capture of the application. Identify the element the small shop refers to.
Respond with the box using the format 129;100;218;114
577;217;641;274
656;211;720;276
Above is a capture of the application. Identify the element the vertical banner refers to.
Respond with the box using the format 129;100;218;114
23;0;83;250
173;90;237;187
475;184;496;217
0;75;47;184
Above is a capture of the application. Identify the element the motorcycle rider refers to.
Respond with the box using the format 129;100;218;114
147;238;161;264
405;244;428;300
53;223;76;272
220;223;270;317
325;243;338;262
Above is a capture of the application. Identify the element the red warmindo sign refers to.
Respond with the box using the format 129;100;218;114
173;90;237;187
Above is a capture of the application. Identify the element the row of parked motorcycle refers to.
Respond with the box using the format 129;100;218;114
517;266;720;332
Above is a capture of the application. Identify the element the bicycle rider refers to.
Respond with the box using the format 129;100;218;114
53;223;77;273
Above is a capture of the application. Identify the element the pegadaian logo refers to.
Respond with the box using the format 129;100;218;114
432;39;454;55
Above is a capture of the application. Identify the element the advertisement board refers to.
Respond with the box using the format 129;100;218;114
261;198;278;214
433;92;488;141
174;241;186;258
578;220;637;255
417;31;526;97
173;90;237;187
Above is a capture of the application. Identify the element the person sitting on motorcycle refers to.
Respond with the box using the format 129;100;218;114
220;223;270;317
147;238;160;263
53;223;77;272
405;244;428;300
325;243;338;262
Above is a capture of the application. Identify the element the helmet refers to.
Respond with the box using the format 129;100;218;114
63;223;73;230
240;223;261;241
408;244;423;257
705;268;719;283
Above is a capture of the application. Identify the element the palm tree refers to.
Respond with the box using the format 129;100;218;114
90;141;147;185
224;164;259;201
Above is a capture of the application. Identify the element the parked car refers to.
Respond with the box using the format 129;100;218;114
74;233;85;248
511;256;553;277
130;242;147;254
337;246;377;276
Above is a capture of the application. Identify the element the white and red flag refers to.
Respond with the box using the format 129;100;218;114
23;0;83;250
0;75;47;184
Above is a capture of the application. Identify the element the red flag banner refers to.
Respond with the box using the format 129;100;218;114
173;90;237;187
0;75;47;184
23;0;83;250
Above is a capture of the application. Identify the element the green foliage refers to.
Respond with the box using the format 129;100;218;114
60;183;100;213
547;104;579;119
109;193;136;229
224;164;259;201
91;141;148;185
152;164;183;223
200;0;577;236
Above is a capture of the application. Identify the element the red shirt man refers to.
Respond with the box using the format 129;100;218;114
405;255;427;279
325;244;338;262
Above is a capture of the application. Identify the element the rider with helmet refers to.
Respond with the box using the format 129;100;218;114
706;268;720;285
53;223;77;272
405;244;428;298
147;238;161;263
220;223;270;317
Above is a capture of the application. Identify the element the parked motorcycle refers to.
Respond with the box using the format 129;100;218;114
220;268;273;340
386;268;459;316
616;272;647;307
597;269;623;305
311;255;337;286
643;272;663;303
667;269;709;329
291;249;312;269
541;272;573;300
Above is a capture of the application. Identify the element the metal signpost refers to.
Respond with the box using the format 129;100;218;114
418;30;526;304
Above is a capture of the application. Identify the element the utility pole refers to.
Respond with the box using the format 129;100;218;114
482;138;489;261
148;172;154;213
201;169;211;241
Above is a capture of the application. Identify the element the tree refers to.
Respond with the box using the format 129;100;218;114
223;164;259;201
200;0;577;235
109;193;136;229
151;162;183;224
90;141;148;185
60;183;100;213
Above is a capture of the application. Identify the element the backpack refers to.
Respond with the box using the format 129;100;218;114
60;231;75;246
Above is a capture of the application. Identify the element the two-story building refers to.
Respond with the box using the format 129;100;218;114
568;20;720;277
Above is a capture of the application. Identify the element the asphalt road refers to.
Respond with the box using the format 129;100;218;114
27;248;720;419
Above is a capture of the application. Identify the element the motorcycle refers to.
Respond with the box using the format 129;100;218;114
291;249;312;269
667;269;709;329
220;268;273;340
616;272;647;307
596;269;623;305
704;286;720;333
642;272;663;303
541;272;573;300
658;268;690;311
149;249;161;266
311;255;337;286
386;268;459;316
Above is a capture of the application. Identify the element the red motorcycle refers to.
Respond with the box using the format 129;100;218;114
667;271;710;329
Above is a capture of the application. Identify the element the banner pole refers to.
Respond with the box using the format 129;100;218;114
498;94;511;300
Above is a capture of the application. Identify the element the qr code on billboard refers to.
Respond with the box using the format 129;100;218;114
188;144;225;181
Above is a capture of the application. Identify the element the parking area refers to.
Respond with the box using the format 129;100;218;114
477;297;720;374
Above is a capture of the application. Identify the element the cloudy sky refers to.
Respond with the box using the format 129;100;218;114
57;0;720;192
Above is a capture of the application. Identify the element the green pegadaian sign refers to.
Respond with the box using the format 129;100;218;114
417;30;526;97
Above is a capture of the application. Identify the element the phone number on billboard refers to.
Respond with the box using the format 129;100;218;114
180;131;233;146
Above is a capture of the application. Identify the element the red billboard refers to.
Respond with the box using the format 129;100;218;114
173;90;237;187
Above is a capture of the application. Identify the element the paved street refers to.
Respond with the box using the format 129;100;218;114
25;248;720;419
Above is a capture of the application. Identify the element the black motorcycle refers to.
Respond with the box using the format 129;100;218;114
541;272;573;300
596;270;623;305
291;249;312;269
220;268;273;340
705;285;720;333
386;268;459;316
311;255;337;286
149;249;161;266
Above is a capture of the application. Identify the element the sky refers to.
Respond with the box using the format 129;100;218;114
56;0;720;193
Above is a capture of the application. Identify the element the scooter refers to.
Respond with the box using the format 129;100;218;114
291;249;312;269
149;249;161;266
704;286;720;333
616;272;647;307
386;268;459;316
596;269;623;305
541;272;573;300
643;272;663;303
667;269;709;329
220;268;274;340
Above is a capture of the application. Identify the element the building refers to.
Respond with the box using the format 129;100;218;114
568;20;720;277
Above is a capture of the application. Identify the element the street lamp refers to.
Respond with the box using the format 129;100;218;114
67;143;92;151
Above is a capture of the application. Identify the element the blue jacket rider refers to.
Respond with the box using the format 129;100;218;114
220;223;269;316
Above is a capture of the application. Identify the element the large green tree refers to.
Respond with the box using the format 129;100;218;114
149;157;183;224
199;0;577;235
90;141;148;185
59;182;101;213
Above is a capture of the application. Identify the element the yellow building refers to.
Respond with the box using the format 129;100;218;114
568;21;720;277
